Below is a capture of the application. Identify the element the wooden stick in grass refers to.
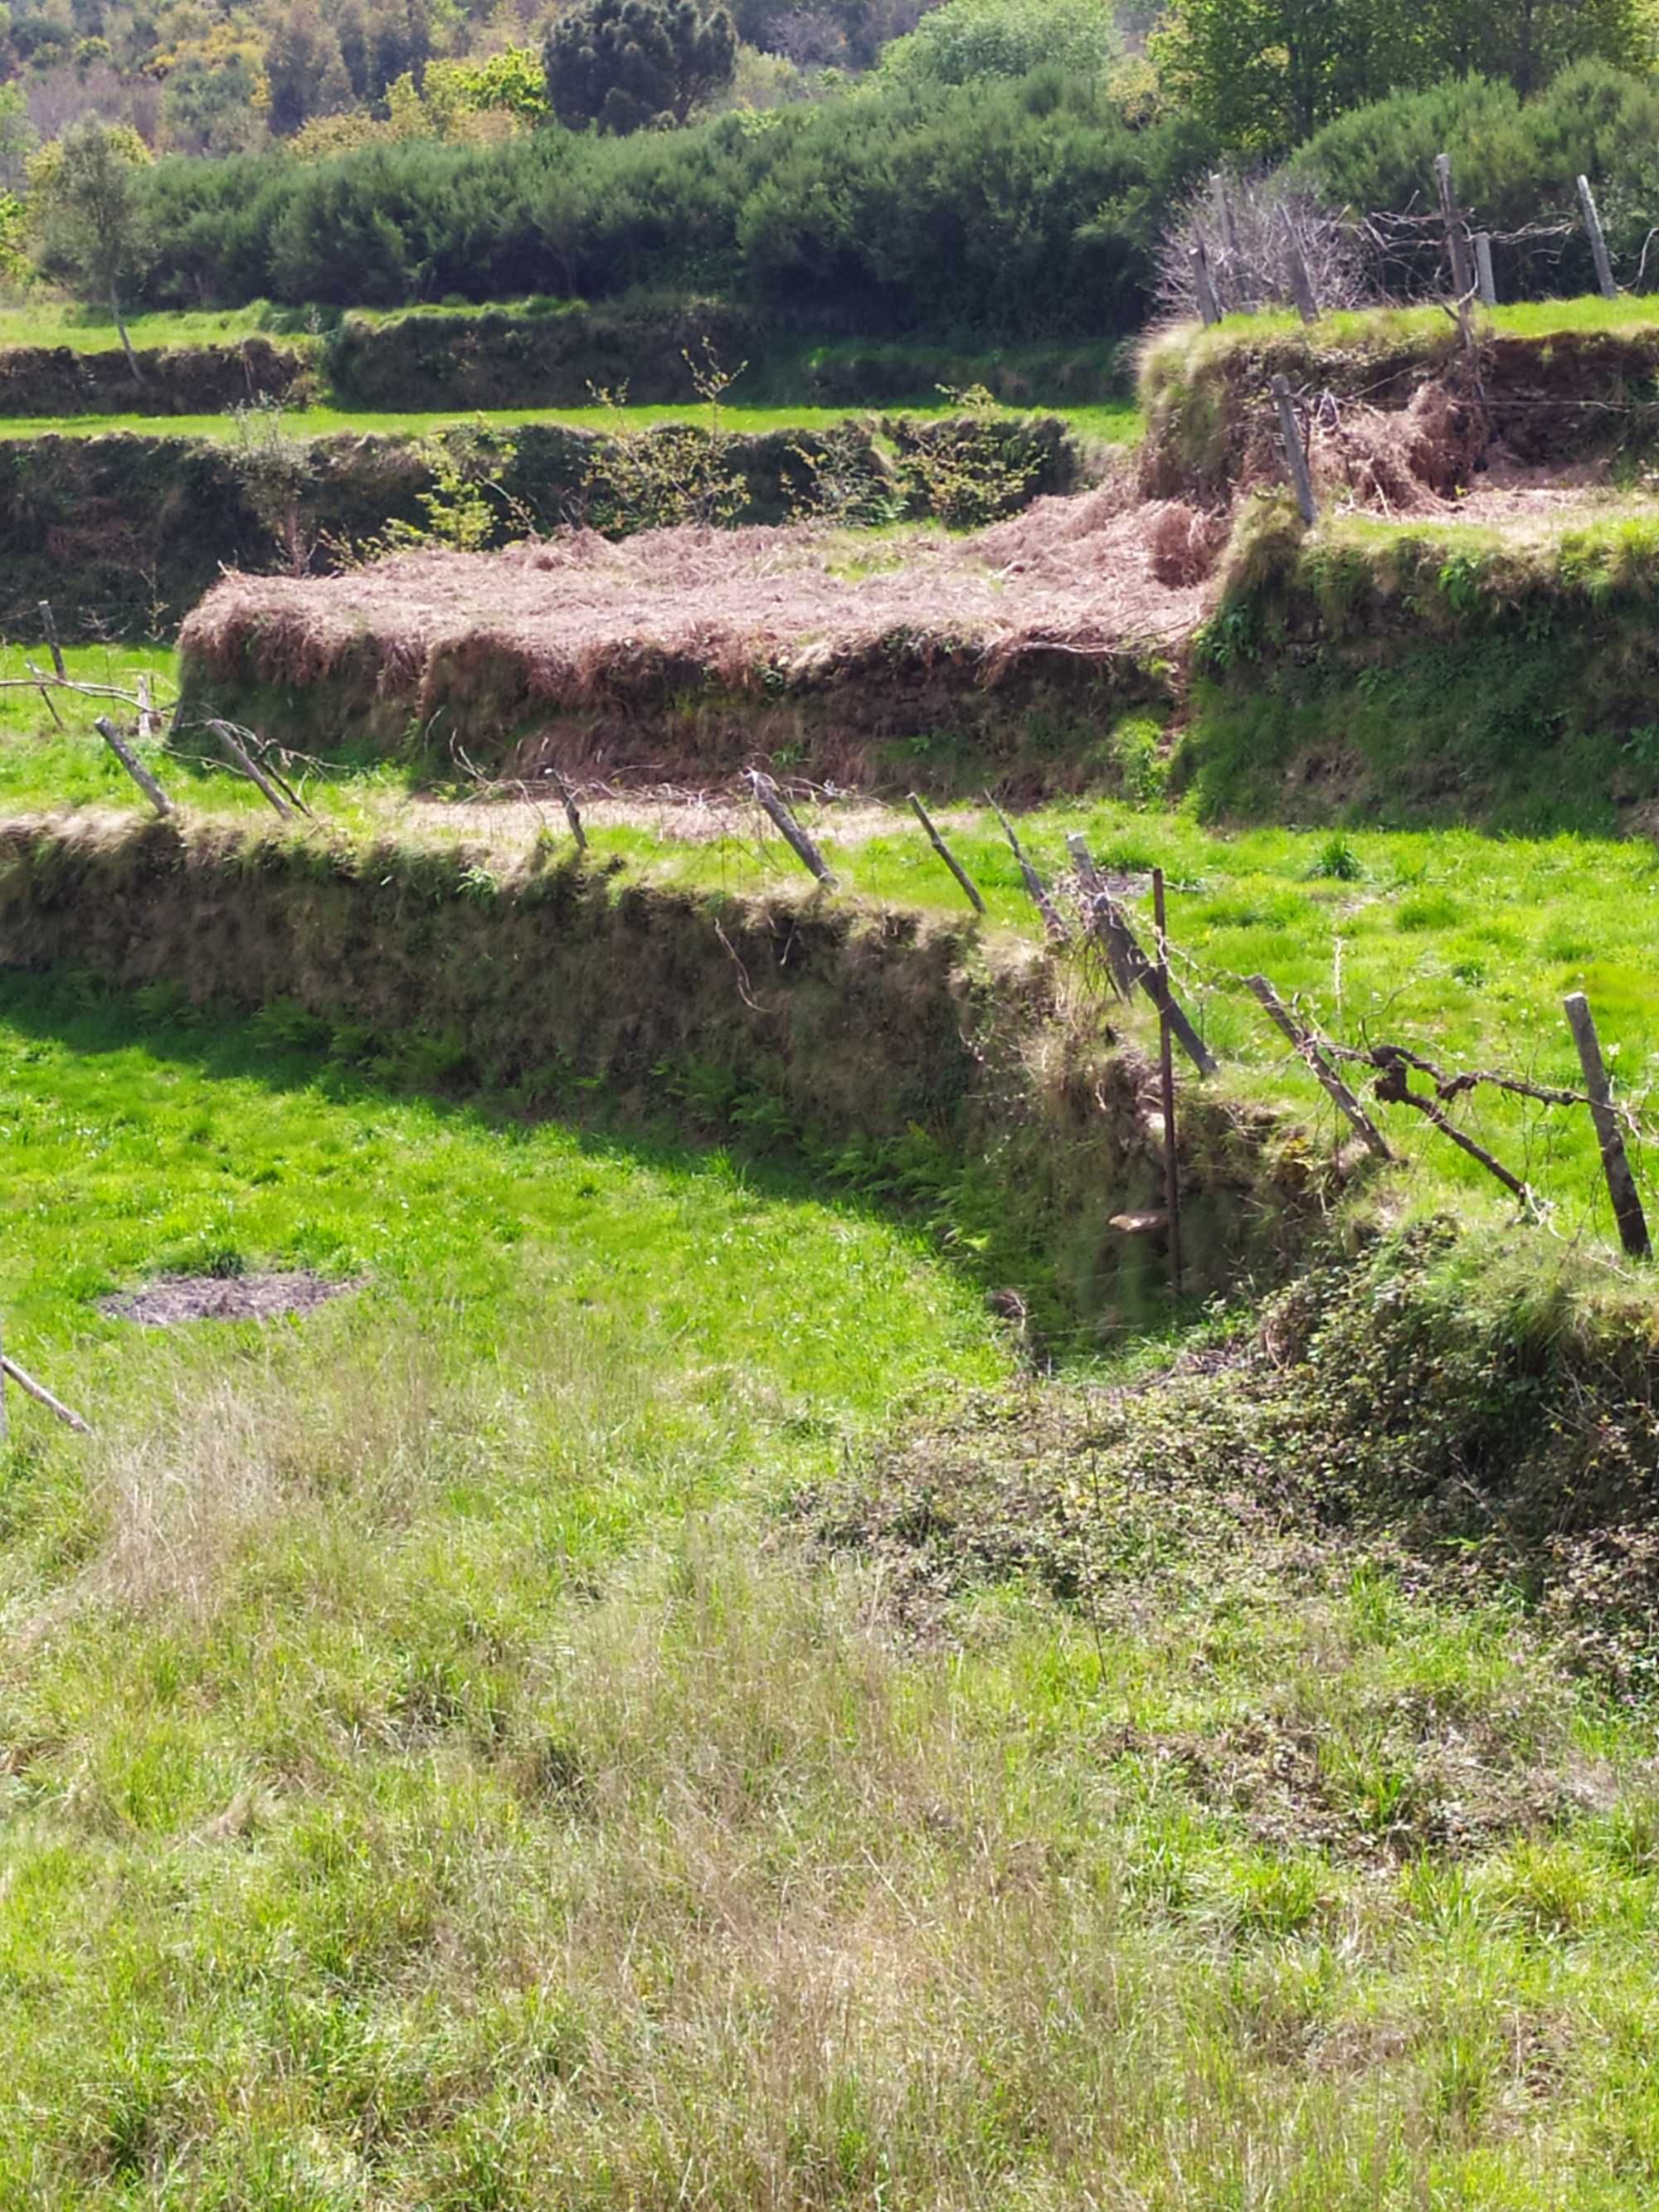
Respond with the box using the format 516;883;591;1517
2;1354;91;1434
1564;991;1651;1257
137;673;158;742
36;600;66;682
206;720;295;819
95;716;173;818
1270;374;1316;526
747;770;835;887
986;792;1065;939
907;792;984;914
1246;974;1394;1160
25;658;64;730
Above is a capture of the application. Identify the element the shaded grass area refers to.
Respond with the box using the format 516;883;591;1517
4;975;1659;2203
0;399;1142;445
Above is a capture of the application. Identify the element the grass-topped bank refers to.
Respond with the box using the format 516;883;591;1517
8;973;1659;2203
1178;496;1659;834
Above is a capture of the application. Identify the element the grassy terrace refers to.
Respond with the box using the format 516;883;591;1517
7;644;1659;1255
1141;289;1659;382
4;769;1659;2201
0;399;1143;444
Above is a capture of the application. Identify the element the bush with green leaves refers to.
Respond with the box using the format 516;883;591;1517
124;73;1214;338
878;0;1119;90
1296;61;1659;297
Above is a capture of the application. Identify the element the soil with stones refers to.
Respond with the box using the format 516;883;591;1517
101;1271;362;1326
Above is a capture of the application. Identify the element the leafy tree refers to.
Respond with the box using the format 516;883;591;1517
1154;0;1656;153
0;80;37;190
543;0;737;132
880;0;1119;89
27;118;153;378
264;0;353;134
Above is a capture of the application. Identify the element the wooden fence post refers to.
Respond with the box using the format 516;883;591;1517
94;716;173;818
747;770;836;888
1153;868;1182;1296
1065;836;1218;1076
1282;208;1318;324
1577;176;1618;301
1434;153;1475;299
207;719;296;819
986;792;1065;940
36;600;66;682
1190;241;1221;328
1244;974;1394;1159
547;767;586;852
907;793;984;914
1270;374;1316;526
1473;231;1497;308
1564;991;1650;1257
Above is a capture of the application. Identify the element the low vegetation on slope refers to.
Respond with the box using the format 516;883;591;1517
4;975;1659;2204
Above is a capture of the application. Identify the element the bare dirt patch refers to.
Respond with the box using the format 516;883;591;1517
101;1271;362;1327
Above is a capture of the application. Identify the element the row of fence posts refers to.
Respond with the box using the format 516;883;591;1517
745;780;1653;1288
17;646;1652;1315
1194;151;1620;335
1258;149;1625;525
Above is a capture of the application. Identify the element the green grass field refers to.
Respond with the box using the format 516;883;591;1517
4;644;1655;1251
0;398;1142;445
5;967;1659;2203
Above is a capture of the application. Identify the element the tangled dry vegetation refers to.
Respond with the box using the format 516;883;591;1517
181;488;1216;709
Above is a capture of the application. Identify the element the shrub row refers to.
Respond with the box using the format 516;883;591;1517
126;73;1214;337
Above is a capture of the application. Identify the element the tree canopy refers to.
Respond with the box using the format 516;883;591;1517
543;0;738;133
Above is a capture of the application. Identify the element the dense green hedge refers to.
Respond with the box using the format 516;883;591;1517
127;72;1214;336
1296;61;1659;298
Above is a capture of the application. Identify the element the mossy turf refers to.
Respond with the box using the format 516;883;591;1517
4;974;1659;2203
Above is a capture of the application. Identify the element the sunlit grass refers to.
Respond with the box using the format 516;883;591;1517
3;647;1656;1245
1;973;1658;2202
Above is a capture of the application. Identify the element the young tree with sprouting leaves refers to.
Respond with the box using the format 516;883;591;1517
27;119;153;382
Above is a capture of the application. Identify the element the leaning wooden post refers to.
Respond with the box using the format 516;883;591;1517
36;600;66;682
2;1354;91;1433
1577;175;1618;301
747;770;836;888
207;719;294;819
986;792;1065;940
547;767;586;853
1270;374;1316;526
1190;241;1222;329
1245;974;1393;1160
1282;208;1318;324
1066;835;1218;1075
907;792;984;915
1473;231;1497;308
1564;991;1650;1257
1153;868;1182;1297
1434;152;1475;299
94;716;173;818
25;657;64;730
